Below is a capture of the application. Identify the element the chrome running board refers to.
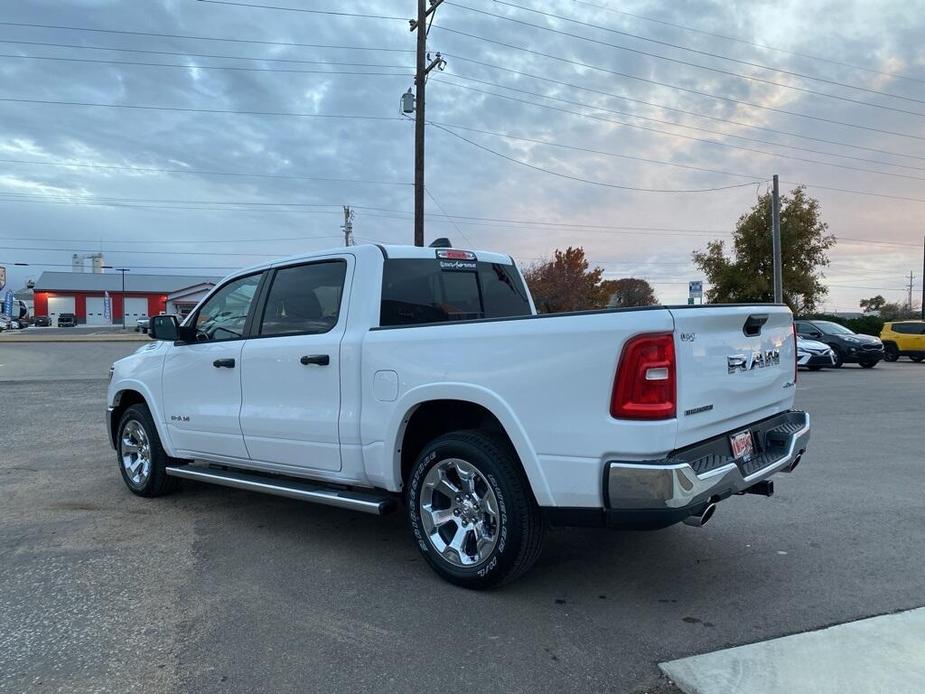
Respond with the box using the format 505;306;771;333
165;465;396;515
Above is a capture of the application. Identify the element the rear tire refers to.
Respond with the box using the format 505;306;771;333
831;349;844;368
116;404;179;497
911;356;924;363
406;430;545;589
808;365;824;371
883;344;899;362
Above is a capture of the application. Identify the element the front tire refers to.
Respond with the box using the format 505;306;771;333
883;344;899;362
859;360;878;369
117;404;179;497
911;356;924;363
406;431;545;589
831;348;844;368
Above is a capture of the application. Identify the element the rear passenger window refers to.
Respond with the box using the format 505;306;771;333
380;259;531;327
259;261;347;336
891;323;924;335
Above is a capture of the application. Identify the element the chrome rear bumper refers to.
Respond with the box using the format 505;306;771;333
605;410;810;512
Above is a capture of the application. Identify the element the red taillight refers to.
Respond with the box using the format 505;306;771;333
792;321;798;383
611;333;676;420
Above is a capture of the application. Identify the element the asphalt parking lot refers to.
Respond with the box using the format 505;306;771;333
1;345;923;693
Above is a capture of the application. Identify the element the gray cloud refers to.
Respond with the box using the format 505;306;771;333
1;0;923;307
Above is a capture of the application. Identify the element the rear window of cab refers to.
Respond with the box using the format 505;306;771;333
380;257;531;327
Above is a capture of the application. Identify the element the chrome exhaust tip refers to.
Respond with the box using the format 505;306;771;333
683;503;716;527
784;452;803;473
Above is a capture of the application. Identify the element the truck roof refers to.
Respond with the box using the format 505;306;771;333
229;243;516;280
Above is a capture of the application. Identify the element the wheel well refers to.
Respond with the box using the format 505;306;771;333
399;400;514;487
110;390;148;442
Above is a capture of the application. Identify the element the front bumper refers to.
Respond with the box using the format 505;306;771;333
842;345;883;362
603;410;810;527
798;351;835;367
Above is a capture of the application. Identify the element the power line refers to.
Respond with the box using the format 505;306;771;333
442;3;925;117
0;39;412;63
487;0;924;105
440;56;925;166
0;232;368;245
424;187;475;247
430;120;768;181
0;96;406;122
0;259;243;271
0;52;413;76
0;21;414;53
782;180;925;205
0;244;281;257
569;0;925;85
432;24;925;141
2;189;921;247
194;0;405;21
430;123;763;192
0;158;411;186
436;79;925;182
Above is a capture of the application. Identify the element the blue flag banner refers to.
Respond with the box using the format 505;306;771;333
3;290;13;317
104;291;111;320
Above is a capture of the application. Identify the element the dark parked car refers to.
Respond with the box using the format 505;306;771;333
34;315;51;327
57;313;77;327
795;319;883;368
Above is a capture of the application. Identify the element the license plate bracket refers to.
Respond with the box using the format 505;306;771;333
730;430;755;462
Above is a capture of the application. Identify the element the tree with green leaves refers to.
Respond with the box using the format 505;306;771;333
859;295;886;313
692;186;836;314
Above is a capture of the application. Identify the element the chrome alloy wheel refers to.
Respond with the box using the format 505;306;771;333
419;458;500;567
120;419;152;488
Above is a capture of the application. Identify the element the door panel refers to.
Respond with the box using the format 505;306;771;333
163;341;248;458
240;334;343;470
161;272;264;459
239;259;350;472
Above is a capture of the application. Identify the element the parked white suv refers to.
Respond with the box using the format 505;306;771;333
106;244;810;588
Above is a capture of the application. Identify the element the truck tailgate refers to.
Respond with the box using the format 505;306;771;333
670;305;796;448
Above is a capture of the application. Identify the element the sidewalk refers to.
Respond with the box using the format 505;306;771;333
661;607;925;694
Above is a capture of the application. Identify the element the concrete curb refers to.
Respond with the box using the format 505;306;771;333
660;607;925;694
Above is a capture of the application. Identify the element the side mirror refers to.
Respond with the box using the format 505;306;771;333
810;331;822;338
150;315;179;341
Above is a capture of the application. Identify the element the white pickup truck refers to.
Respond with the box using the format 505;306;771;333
107;244;810;588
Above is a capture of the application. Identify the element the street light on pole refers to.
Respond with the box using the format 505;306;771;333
115;268;130;330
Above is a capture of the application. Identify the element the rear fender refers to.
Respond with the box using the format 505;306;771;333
376;383;554;506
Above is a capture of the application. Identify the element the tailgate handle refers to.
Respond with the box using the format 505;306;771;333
743;314;768;337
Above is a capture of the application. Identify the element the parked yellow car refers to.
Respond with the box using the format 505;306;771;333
880;320;925;362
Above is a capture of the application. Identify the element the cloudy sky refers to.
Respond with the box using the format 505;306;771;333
1;0;924;308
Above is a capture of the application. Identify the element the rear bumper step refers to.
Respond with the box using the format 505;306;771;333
165;465;397;515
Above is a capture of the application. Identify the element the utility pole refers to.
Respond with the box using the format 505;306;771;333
115;267;130;330
921;235;924;320
342;206;355;246
906;270;915;313
771;174;783;304
409;0;445;247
